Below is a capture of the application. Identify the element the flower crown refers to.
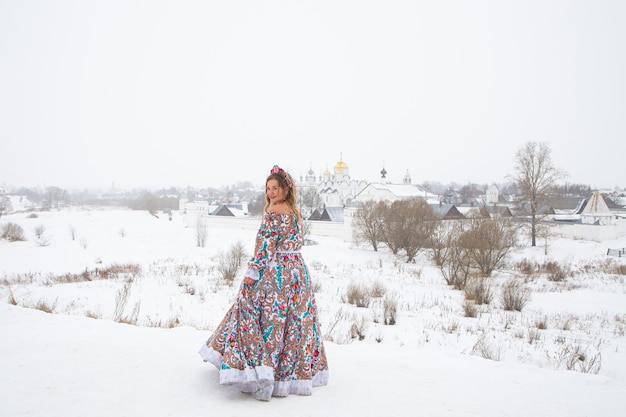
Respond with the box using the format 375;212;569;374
270;165;293;188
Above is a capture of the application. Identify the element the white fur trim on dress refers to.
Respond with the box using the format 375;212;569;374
199;345;275;392
272;370;330;397
199;344;222;368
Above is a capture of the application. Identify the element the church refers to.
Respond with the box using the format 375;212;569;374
300;155;368;208
299;155;439;211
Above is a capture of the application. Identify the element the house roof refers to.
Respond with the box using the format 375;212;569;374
582;191;612;215
211;205;246;217
429;203;465;220
356;183;438;200
320;207;344;222
308;208;323;221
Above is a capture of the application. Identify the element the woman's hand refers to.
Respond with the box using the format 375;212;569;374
243;277;256;286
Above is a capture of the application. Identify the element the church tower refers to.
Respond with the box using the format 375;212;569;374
403;169;412;184
305;163;316;185
333;153;349;180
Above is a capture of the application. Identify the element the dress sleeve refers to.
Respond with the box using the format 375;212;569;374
243;214;282;281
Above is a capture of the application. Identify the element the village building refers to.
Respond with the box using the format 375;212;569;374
179;199;209;216
354;167;439;204
485;185;499;205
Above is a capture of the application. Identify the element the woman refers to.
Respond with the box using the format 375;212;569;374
199;165;329;401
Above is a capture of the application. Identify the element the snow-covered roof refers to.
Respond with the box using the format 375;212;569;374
356;183;438;200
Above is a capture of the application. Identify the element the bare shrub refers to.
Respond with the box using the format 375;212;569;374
430;220;455;267
441;247;472;290
350;316;368;341
33;224;51;246
383;296;398;325
471;334;502;361
370;280;386;298
544;260;569;282
342;282;371;308
68;224;77;241
432;221;472;289
528;329;541;344
535;316;548;330
612;263;626;275
516;258;538;276
323;308;350;342
120;302;141;325
85;310;101;319
463;300;478;318
217;241;247;285
113;282;140;324
34;298;57;314
1;222;26;241
8;290;18;305
501;278;531;311
464;276;494;305
552;343;602;374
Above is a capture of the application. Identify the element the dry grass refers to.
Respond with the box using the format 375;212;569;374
462;300;478;318
34;298;57;314
52;263;141;284
342;282;371;308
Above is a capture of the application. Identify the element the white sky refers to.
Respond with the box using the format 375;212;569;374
1;0;625;190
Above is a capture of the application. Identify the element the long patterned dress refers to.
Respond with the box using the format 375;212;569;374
199;213;329;400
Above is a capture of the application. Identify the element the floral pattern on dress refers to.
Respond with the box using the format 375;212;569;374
199;213;329;399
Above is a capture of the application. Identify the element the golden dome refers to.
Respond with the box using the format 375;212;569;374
334;161;349;169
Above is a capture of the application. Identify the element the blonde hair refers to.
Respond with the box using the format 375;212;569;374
264;170;302;222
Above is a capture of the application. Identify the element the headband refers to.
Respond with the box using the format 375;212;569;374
270;165;293;188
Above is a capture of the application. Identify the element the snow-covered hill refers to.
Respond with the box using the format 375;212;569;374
1;208;625;416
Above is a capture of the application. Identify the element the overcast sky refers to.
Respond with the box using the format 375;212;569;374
1;0;624;191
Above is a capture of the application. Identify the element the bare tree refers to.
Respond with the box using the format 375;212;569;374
0;195;12;218
247;192;266;217
217;241;247;285
44;186;71;209
381;198;439;262
458;183;484;205
352;200;385;251
195;216;208;248
458;216;517;277
431;220;472;289
513;142;566;246
401;199;439;262
299;187;322;219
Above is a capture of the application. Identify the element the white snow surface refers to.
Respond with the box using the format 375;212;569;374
1;208;625;417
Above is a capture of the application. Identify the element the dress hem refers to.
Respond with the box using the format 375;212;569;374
199;344;329;397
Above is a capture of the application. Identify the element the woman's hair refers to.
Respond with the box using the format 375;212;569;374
264;166;302;221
